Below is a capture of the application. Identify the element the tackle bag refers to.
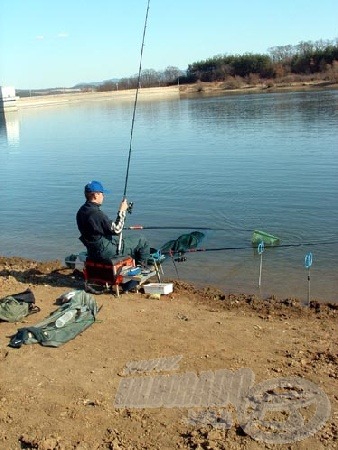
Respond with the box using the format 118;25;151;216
9;290;98;348
0;288;40;323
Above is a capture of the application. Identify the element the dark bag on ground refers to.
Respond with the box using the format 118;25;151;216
0;288;40;323
9;290;98;348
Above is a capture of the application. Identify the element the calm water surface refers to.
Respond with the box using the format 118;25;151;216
1;89;337;302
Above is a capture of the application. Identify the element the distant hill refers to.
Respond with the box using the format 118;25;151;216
16;78;120;97
73;78;119;89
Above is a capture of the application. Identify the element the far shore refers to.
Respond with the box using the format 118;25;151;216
15;80;338;109
16;86;180;108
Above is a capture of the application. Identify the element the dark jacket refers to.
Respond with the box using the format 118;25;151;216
76;201;125;242
76;201;149;265
76;201;126;261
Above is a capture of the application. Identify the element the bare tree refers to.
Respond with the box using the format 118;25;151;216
140;69;160;87
268;45;294;63
163;66;183;84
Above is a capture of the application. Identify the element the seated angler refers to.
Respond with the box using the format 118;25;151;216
76;180;151;267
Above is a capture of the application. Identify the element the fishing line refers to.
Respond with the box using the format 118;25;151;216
122;0;150;198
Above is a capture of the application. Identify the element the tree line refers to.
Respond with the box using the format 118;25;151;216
97;66;185;91
97;38;338;92
186;38;338;81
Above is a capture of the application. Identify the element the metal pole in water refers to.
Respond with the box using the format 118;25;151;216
258;241;264;288
304;252;313;305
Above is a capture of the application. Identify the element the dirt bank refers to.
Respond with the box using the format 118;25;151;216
179;80;338;97
16;86;180;109
0;256;337;449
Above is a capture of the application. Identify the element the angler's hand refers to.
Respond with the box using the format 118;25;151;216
119;199;129;213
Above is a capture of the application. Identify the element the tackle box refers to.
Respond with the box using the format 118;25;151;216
143;283;173;295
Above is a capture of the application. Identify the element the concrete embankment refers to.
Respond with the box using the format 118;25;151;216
17;86;180;109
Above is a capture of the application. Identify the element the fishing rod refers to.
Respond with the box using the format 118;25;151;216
122;0;150;198
160;240;338;259
125;224;253;231
126;225;338;243
125;225;338;249
118;0;151;254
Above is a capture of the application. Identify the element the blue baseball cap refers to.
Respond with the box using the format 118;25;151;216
84;180;110;194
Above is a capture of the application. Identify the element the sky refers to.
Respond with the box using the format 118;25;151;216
1;0;337;90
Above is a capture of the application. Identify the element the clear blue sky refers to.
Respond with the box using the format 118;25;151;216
1;0;337;90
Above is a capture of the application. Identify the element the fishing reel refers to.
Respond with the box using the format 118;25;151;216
127;201;134;214
174;252;187;263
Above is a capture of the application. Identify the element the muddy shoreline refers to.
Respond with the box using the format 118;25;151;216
0;255;337;449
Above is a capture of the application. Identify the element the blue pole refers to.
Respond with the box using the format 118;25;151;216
304;252;313;305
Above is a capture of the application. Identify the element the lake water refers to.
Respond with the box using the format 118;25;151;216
1;89;337;303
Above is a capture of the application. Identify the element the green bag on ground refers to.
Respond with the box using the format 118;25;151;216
9;290;98;348
0;289;40;323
